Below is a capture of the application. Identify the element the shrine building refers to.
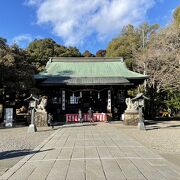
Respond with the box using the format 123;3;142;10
34;57;148;123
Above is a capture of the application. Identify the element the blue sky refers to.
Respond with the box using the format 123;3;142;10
0;0;179;53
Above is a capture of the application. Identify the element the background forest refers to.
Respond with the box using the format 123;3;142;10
0;6;180;118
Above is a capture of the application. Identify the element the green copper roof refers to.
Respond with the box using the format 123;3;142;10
34;57;148;86
39;77;131;86
35;57;148;85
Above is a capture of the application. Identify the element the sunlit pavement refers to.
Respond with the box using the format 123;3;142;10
1;123;180;180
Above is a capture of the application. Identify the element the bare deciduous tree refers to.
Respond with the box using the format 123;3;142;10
134;26;180;93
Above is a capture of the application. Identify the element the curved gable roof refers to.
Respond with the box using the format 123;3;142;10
35;57;148;85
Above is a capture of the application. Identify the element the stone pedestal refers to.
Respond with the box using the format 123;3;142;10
107;113;112;121
35;111;48;127
28;124;37;133
124;110;139;126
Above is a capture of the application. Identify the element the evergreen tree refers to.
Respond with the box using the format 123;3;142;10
27;38;81;71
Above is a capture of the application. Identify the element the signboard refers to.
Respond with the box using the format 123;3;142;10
62;91;65;110
4;108;13;127
107;90;111;112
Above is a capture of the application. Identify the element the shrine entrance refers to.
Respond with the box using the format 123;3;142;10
44;86;127;123
78;90;108;113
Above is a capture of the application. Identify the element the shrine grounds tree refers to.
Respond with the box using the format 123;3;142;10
0;39;34;95
106;24;141;69
135;27;180;93
82;50;95;57
96;50;106;57
0;37;82;98
27;38;81;71
27;38;55;71
134;25;180;117
1;38;82;97
105;7;180;117
173;6;180;27
106;23;159;69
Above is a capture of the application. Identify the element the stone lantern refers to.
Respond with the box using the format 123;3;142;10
25;94;38;133
132;93;149;130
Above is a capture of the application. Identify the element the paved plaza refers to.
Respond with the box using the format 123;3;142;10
1;123;180;180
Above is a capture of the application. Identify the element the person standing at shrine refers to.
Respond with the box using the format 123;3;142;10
48;113;54;128
88;107;94;123
78;108;83;123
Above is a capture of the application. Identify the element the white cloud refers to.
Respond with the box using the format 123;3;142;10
12;34;33;46
26;0;157;46
25;0;43;6
12;34;43;48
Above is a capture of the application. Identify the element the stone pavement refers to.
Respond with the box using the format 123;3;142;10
1;123;180;180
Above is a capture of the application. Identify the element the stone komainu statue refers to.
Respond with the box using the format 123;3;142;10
125;98;138;111
37;96;48;112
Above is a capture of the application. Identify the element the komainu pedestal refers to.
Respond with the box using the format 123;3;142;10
124;110;139;126
35;111;48;127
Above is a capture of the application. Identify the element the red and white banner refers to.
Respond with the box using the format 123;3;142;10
66;114;79;122
66;113;107;122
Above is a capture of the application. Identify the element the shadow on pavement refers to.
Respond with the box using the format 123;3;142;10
37;127;60;132
62;122;97;128
145;126;160;131
145;120;180;131
0;148;54;160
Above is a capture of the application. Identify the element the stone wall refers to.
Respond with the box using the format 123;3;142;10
123;110;139;126
35;111;48;127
